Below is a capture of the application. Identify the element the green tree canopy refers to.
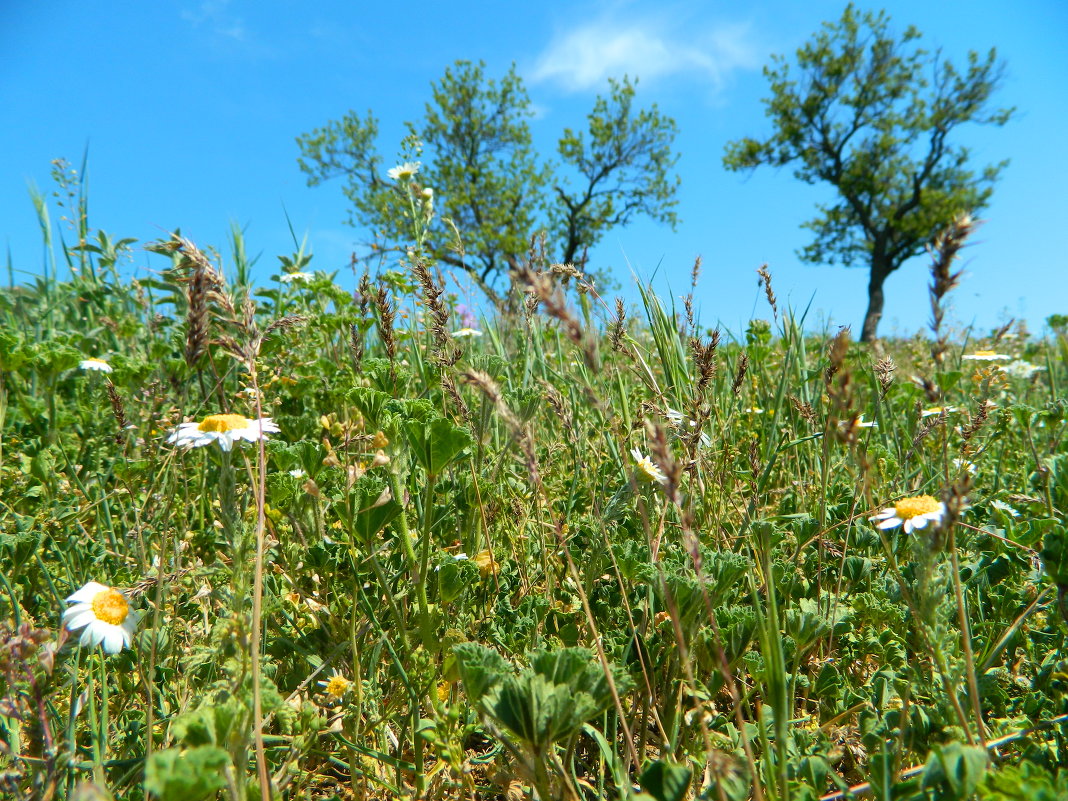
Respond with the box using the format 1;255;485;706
296;62;679;290
723;4;1013;341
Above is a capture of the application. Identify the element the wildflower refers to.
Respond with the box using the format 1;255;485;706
167;413;280;451
62;582;140;653
952;458;978;475
456;303;478;329
318;670;352;701
921;406;959;418
743;407;766;414
870;495;945;534
371;431;389;449
453;327;483;338
79;358;113;373
289;468;307;478
279;271;313;284
990;499;1020;518
631;447;667;485
962;350;1011;361
473;549;499;577
999;360;1045;379
839;416;878;435
665;407;711;447
387;161;420;182
421;186;434;200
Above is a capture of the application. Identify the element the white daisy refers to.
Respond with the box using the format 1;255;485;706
665;407;711;448
62;581;140;653
999;360;1045;379
167;413;280;451
921;406;959;418
79;358;113;373
631;447;667;485
453;327;483;338
870;495;945;534
318;670;352;701
387;161;420;182
990;499;1020;518
279;271;314;284
952;458;978;475
962;350;1011;361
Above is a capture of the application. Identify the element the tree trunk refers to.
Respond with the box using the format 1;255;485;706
860;261;890;343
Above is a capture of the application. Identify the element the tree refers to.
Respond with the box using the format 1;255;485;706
554;77;680;267
723;4;1012;341
296;62;679;288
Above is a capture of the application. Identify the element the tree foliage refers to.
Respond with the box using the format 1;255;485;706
296;62;679;288
723;4;1013;340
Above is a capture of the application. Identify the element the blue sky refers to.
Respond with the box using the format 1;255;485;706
3;0;1066;338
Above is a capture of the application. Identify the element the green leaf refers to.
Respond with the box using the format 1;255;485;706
144;746;231;801
404;415;473;476
639;760;692;801
348;477;403;543
452;642;509;704
922;741;989;799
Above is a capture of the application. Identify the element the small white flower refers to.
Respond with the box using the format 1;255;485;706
631;447;667;485
839;416;878;434
870;495;945;534
167;414;280;452
990;499;1020;518
453;327;483;338
999;360;1045;379
921;406;959;418
665;407;711;448
962;350;1011;361
289;468;307;478
79;358;113;373
387;161;420;182
62;582;140;653
952;458;978;475
279;271;313;284
421;187;434;199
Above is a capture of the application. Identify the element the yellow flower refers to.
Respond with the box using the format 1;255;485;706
371;431;389;449
167;414;280;451
631;448;667;484
318;670;352;701
62;582;140;653
870;495;945;534
473;549;500;577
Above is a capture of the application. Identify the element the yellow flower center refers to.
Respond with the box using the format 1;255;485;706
325;675;351;698
894;495;942;520
972;350;996;357
91;588;130;625
636;457;662;483
197;413;251;433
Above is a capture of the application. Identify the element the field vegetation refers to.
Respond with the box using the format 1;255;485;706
1;162;1067;801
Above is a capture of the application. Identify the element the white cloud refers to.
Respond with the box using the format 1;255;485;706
181;0;267;53
530;14;761;92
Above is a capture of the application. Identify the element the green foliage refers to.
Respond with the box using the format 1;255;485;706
3;157;1066;800
724;3;1012;339
296;61;679;284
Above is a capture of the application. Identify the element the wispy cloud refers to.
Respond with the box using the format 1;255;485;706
181;0;272;56
530;12;762;93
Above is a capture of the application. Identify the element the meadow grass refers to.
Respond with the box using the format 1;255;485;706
1;170;1067;800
